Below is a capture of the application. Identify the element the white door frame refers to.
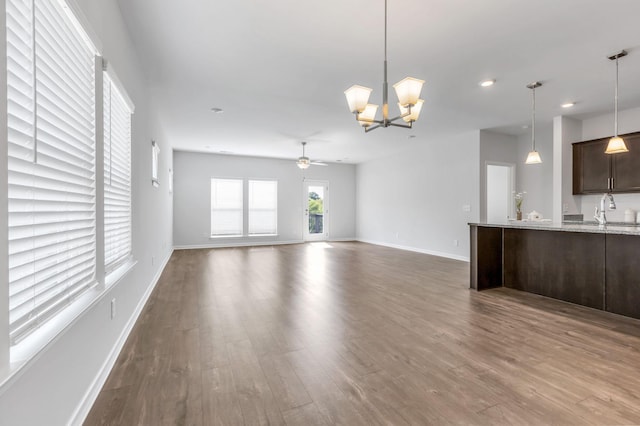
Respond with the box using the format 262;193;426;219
303;179;329;241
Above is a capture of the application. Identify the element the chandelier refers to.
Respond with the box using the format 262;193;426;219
344;0;425;132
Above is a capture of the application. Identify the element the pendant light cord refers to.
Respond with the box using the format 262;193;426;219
614;56;619;137
531;86;536;151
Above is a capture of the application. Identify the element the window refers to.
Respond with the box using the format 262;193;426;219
211;179;243;237
248;180;278;235
104;74;132;272
7;0;97;343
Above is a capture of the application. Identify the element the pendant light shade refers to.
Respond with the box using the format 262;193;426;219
345;85;373;113
605;51;629;154
525;150;542;164
605;136;628;154
525;82;542;165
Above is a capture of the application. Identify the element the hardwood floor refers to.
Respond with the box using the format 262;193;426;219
85;242;640;425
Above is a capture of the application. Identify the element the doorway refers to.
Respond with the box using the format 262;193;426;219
486;163;515;222
303;180;328;241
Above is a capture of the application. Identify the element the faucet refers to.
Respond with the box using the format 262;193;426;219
594;193;616;225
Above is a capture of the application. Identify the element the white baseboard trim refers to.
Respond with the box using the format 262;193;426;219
329;237;357;242
174;240;303;250
357;239;470;262
69;248;174;426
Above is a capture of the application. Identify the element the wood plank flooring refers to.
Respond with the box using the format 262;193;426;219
85;242;640;425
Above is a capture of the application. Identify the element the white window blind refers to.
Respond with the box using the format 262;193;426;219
248;180;277;235
211;178;243;237
7;0;97;343
103;73;132;272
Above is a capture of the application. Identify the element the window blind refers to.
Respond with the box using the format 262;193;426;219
211;179;243;237
248;180;277;235
7;0;97;343
103;73;132;272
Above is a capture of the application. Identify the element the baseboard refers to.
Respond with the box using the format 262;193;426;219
69;248;174;426
357;239;469;262
329;237;357;242
174;240;303;250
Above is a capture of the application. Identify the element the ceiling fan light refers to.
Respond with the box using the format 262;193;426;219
344;85;373;113
398;99;424;123
525;150;542;164
393;77;425;107
358;103;379;126
605;136;629;154
297;157;311;169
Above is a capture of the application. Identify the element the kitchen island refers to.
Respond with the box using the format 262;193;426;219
470;221;640;319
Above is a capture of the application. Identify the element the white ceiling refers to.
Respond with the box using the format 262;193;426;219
117;0;640;164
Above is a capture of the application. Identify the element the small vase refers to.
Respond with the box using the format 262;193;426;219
516;211;522;221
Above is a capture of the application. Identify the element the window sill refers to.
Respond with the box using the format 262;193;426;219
248;234;278;237
1;259;137;393
210;235;243;239
106;258;137;288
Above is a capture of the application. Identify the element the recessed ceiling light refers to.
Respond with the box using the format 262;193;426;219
479;79;496;87
210;107;224;113
561;102;575;108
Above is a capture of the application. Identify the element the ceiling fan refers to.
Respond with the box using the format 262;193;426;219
297;142;327;169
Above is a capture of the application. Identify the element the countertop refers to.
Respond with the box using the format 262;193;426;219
469;220;640;236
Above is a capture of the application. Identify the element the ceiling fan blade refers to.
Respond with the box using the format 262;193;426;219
310;161;328;166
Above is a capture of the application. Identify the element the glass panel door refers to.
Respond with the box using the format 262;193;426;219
303;180;328;241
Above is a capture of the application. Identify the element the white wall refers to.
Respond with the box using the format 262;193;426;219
553;115;582;222
356;131;480;261
0;1;173;425
578;107;640;221
517;123;554;219
173;151;356;247
479;130;519;222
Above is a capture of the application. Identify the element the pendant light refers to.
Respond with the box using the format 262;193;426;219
344;0;425;132
525;82;542;164
605;50;629;154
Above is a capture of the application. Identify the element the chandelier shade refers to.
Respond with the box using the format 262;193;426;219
399;99;424;123
358;104;379;127
344;85;373;113
393;77;425;107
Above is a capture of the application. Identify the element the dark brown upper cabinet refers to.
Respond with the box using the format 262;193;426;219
573;131;640;194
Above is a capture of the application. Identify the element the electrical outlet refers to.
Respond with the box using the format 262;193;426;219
462;205;471;212
395;232;399;239
453;239;459;247
110;298;116;319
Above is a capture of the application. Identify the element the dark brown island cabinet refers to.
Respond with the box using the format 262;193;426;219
470;224;640;320
573;131;640;194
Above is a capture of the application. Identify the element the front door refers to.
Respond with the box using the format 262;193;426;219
303;180;328;241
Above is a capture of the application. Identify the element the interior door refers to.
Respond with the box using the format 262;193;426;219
303;180;329;241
